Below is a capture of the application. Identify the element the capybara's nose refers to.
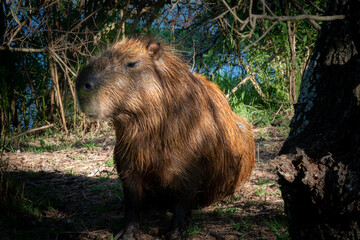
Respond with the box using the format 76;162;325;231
76;72;99;92
83;81;95;91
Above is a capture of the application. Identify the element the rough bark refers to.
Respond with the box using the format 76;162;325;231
273;0;360;239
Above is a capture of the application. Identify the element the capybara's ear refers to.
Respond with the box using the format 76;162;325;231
146;42;163;60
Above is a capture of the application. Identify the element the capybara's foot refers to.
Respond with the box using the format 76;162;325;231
165;215;192;239
165;227;188;240
114;225;140;240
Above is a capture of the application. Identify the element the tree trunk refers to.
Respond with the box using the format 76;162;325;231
274;0;360;239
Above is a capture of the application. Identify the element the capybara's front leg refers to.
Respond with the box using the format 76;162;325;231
116;174;143;240
166;197;193;239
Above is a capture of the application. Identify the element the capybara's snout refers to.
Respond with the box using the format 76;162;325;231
75;70;104;119
76;71;100;93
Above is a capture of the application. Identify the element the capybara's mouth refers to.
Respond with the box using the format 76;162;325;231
77;99;102;119
76;90;103;119
80;108;102;120
86;113;101;120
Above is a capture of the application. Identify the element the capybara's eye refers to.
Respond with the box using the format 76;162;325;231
125;61;139;68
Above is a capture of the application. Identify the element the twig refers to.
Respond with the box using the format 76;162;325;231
251;13;345;22
305;0;326;13
0;46;46;52
215;0;343;40
242;21;277;53
221;0;245;24
113;0;130;43
48;48;77;77
7;124;55;141
190;38;196;72
289;0;321;30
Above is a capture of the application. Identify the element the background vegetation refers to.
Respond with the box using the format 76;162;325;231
0;0;326;146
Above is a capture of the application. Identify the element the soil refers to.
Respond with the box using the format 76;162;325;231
1;126;288;240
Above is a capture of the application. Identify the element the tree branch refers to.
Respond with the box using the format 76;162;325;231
251;13;345;22
0;46;46;52
7;124;55;141
289;0;321;30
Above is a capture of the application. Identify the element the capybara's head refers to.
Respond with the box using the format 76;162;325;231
76;38;165;119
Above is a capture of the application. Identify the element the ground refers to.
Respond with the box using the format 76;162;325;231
0;125;288;240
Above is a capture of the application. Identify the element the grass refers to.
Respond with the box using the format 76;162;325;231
0;141;17;153
73;139;102;148
106;158;114;167
90;185;104;193
213;206;241;217
111;182;124;199
193;209;210;221
187;224;203;236
256;128;272;140
255;186;267;197
1;125;109;154
96;175;111;181
232;217;252;232
264;217;289;240
0;166;46;230
230;100;291;128
65;169;74;175
256;178;273;186
274;189;282;196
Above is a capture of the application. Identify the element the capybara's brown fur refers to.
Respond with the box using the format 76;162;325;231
76;37;254;239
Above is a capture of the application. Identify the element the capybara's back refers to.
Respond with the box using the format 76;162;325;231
76;37;255;238
192;72;254;206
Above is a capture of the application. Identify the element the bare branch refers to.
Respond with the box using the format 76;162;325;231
251;13;345;22
305;0;326;13
225;75;250;99
0;46;46;52
215;0;343;40
261;0;275;16
7;124;55;141
289;0;321;30
48;48;77;77
221;0;245;24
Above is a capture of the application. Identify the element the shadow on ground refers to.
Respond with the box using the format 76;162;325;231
1;169;286;240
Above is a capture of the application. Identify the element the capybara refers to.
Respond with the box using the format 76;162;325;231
76;37;255;239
